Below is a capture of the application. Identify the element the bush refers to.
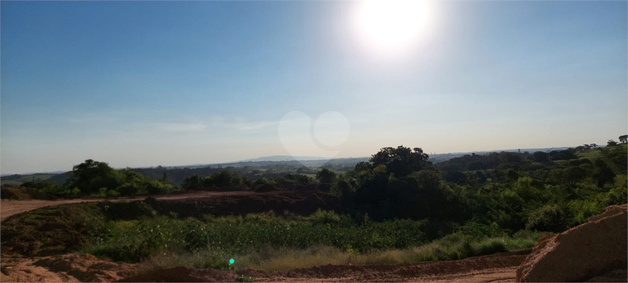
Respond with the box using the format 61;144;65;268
457;221;505;238
474;239;507;255
145;181;173;195
206;171;242;187
117;183;140;196
306;209;352;226
605;183;627;206
512;229;543;240
253;178;275;186
90;243;150;263
526;205;567;232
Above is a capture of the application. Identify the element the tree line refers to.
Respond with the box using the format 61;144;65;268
19;136;627;236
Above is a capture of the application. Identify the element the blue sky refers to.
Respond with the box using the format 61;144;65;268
1;0;626;174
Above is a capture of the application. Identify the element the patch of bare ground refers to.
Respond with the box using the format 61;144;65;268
1;254;136;282
0;190;254;221
1;250;528;282
516;204;627;282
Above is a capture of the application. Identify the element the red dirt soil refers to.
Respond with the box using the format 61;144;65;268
0;190;254;220
1;251;529;282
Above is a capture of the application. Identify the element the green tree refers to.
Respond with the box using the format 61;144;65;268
354;161;372;172
592;159;616;188
69;159;121;195
370;146;431;177
532;151;550;163
526;205;567;232
316;168;337;184
182;175;203;191
564;166;588;185
204;171;242;188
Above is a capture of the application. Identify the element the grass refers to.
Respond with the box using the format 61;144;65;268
235;274;255;282
80;209;541;271
576;149;603;161
3;200;542;272
132;232;540;272
81;211;430;264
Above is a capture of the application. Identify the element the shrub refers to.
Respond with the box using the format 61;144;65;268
117;183;140;196
526;205;567;232
145;181;173;195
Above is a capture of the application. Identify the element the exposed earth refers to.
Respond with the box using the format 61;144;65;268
1;251;529;282
1;190;255;220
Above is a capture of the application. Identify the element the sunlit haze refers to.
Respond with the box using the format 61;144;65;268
355;0;433;52
1;1;626;174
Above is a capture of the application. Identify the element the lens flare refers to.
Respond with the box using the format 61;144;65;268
356;0;432;50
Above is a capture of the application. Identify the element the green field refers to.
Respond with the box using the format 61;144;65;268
1;173;56;186
1;202;540;271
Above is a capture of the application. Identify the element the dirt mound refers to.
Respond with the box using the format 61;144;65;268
1;253;137;282
1;202;107;257
33;254;137;282
516;204;627;282
117;266;235;282
1;185;57;200
254;184;280;193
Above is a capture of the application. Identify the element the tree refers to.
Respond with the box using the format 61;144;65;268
564;166;588;185
444;171;467;184
592;159;616;188
619;135;628;144
182;175;203;190
370;146;432;177
532;151;550;163
549;149;577;160
70;159;120;194
354;161;372;172
204;171;242;187
607;140;618;146
316;168;337;184
526;205;567;232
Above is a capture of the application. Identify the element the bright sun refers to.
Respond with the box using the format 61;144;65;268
356;0;432;50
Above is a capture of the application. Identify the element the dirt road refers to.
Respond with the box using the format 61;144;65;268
0;191;254;220
1;251;529;282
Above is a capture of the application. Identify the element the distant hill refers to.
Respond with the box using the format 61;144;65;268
0;146;574;186
428;147;569;163
243;155;334;162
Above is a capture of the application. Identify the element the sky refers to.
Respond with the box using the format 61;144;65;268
1;0;627;174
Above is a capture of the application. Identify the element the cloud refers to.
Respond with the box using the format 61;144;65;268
208;117;278;132
149;117;278;136
158;123;207;132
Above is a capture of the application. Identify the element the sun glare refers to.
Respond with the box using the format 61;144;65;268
356;0;432;51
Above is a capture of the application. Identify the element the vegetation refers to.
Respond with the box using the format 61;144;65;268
4;137;626;271
327;143;626;234
2;201;539;271
12;159;176;198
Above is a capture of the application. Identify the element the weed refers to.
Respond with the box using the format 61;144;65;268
235;274;254;282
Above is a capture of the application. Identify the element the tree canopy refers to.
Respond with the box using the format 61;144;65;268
370;146;432;177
